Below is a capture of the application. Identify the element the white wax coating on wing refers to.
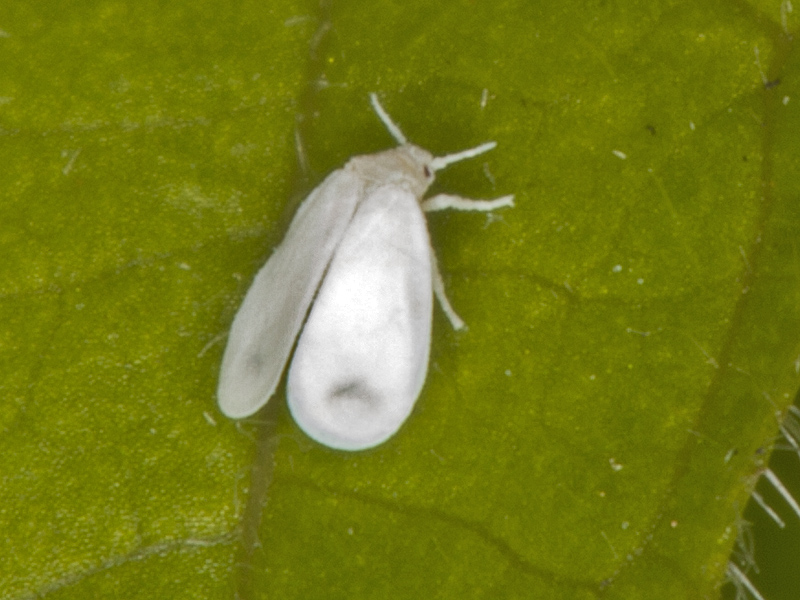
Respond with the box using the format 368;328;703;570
217;170;364;419
287;185;433;451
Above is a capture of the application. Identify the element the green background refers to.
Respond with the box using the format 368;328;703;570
1;0;798;598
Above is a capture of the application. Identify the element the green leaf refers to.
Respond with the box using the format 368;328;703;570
2;1;798;599
1;0;310;596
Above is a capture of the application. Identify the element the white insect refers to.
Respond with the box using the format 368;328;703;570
217;93;514;451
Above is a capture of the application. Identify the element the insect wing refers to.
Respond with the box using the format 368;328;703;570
287;185;434;450
217;170;364;418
